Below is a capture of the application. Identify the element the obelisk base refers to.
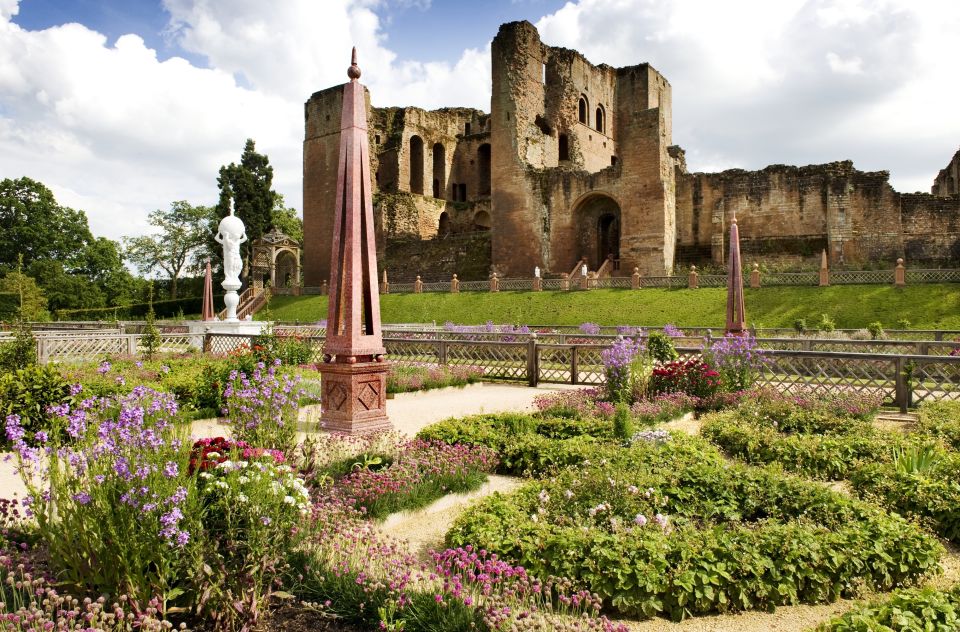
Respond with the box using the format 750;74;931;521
318;360;392;434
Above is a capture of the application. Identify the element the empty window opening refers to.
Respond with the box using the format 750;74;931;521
465;122;471;135
432;143;445;199
578;96;588;125
458;183;467;201
534;114;552;135
438;211;451;236
478;144;491;196
559;134;569;162
610;156;617;166
409;135;424;195
374;134;381;144
595;106;605;133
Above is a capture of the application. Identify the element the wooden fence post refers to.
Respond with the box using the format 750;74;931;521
451;274;459;293
688;265;699;289
203;332;213;354
490;273;499;292
819;250;830;287
750;263;761;288
414;276;423;293
894;356;908;413
632;267;641;289
380;269;390;294
570;346;579;385
527;334;539;386
895;258;906;287
321;279;328;295
562;274;570;291
438;339;448;365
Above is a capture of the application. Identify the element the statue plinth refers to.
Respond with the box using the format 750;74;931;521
319;359;391;433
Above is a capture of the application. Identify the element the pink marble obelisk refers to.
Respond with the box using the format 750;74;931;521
725;216;746;335
318;48;391;434
201;259;215;322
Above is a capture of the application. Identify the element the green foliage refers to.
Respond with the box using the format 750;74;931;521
0;364;74;445
612;403;633;442
0;320;36;373
386;364;483;394
0;264;48;321
141;283;162;359
817;313;836;332
269;195;303;243
266;285;960;330
793;318;806;334
891;443;943;475
915;401;960;451
866;321;885;340
817;584;960;631
896;317;912;330
123;201;212;299
447;438;942;621
250;330;314;366
216;139;277;271
646;331;678;362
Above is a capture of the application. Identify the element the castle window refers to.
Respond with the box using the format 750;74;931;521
465;122;471;135
478;144;491;196
375;134;381;144
595;106;605;134
458;183;467;201
432;143;445;199
559;134;569;162
439;211;451;236
409;135;424;195
578;96;588;124
611;156;617;166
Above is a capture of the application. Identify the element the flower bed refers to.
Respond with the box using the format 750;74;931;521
387;363;484;394
817;584;960;631
445;433;943;621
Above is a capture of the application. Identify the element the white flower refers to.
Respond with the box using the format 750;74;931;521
238;476;250;484
530;513;539;523
628;485;639;494
283;496;296;505
564;489;574;500
237;494;248;503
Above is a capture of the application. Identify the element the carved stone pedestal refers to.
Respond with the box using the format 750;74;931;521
319;360;391;434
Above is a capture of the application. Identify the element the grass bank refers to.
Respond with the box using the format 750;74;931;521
263;284;960;330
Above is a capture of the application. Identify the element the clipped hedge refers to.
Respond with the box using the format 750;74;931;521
446;436;943;621
417;413;615;476
816;584;960;631
851;455;960;543
916;400;960;450
701;411;909;480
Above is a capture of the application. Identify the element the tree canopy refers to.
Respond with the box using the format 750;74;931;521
123;201;211;299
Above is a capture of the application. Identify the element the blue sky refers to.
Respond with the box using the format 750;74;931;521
1;0;959;246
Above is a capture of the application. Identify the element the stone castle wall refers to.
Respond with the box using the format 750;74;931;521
303;22;960;287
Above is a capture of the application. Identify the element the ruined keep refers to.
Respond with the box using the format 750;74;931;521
303;21;960;285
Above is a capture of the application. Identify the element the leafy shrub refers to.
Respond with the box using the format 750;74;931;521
817;584;960;631
646;331;678;363
612;403;633;441
0;320;36;373
866;321;885;340
533;387;615;420
817;313;836;332
915;400;960;450
251;331;315;366
852;455;960;543
793;318;806;335
447;438;943;621
0;364;76;445
896;317;911;330
649;358;721;400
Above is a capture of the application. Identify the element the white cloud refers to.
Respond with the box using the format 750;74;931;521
0;0;957;250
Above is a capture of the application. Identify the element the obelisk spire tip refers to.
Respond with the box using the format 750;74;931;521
348;47;361;81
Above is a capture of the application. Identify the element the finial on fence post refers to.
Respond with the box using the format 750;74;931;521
632;267;641;290
490;272;500;293
895;258;906;287
750;263;760;289
414;275;423;294
451;274;459;293
819;249;830;287
688;265;699;289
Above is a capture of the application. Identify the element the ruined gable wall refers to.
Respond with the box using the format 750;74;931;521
900;193;960;262
932;148;960;196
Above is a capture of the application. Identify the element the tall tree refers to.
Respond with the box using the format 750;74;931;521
0;177;94;271
0;256;48;321
270;194;303;244
123;201;211;300
216;139;277;276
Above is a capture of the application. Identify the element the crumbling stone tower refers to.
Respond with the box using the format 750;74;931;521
490;21;676;276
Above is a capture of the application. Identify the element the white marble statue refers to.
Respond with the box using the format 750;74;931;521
215;201;248;321
534;266;541;278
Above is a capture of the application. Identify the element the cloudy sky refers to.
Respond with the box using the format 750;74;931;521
2;0;958;243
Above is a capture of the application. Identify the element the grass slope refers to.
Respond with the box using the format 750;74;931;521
264;284;960;330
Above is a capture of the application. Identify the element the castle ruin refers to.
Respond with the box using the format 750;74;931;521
303;21;960;285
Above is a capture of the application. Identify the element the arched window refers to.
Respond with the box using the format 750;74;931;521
477;144;491;196
595;105;605;134
409;135;424;195
559;134;569;162
578;96;588;124
432;143;445;199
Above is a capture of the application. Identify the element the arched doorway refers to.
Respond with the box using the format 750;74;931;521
275;250;299;287
409;135;424;194
438;211;451;236
574;194;621;270
473;210;491;231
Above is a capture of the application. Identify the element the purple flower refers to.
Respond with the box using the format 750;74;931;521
634;513;648;526
163;461;179;478
97;361;112;375
72;492;92;505
34;431;48;443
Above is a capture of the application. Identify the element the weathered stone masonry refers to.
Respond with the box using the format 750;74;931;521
303;21;960;286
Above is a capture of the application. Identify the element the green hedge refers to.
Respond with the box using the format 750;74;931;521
417;413;615;476
816;584;960;631
916;401;960;451
446;437;943;621
701;411;909;480
54;295;222;320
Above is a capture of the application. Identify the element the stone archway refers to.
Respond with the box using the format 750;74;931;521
275;250;299;287
574;194;621;270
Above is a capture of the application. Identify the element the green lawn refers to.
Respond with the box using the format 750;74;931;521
263;284;960;330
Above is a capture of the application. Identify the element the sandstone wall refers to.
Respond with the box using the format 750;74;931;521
932;149;960;196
